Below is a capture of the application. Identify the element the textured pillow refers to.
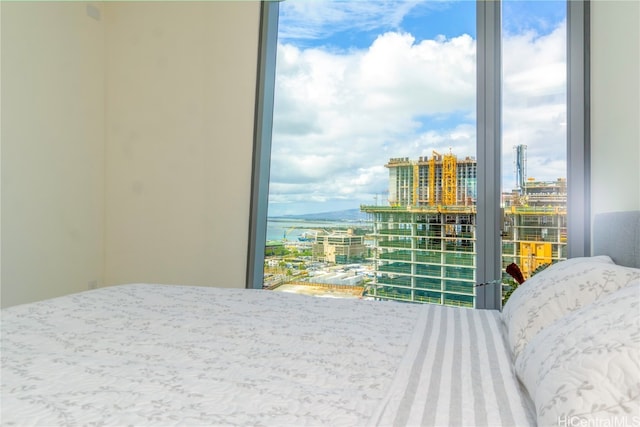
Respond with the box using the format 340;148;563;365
502;256;640;360
515;281;640;427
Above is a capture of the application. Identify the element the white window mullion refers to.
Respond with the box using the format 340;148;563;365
567;0;591;258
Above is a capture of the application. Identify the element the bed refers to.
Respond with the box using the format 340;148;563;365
2;211;639;426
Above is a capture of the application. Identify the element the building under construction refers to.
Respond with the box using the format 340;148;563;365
361;149;566;307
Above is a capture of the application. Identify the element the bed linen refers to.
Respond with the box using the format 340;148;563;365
502;255;640;360
1;283;534;426
516;281;640;426
369;304;535;427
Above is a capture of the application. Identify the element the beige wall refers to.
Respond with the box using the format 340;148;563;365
104;2;259;287
1;2;106;307
590;0;640;215
1;2;261;307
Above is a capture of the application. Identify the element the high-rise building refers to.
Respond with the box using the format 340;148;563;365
362;151;566;307
501;178;567;279
312;229;367;264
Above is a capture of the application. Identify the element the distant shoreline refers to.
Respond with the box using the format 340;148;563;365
267;208;369;223
265;217;372;242
268;217;369;222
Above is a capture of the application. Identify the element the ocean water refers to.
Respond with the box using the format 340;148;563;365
266;219;371;242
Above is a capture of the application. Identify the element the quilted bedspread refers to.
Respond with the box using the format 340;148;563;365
1;284;534;426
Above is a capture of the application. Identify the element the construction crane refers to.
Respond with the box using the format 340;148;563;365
283;226;297;241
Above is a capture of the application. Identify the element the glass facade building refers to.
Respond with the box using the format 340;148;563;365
362;153;566;307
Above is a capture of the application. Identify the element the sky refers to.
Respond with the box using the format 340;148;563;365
267;0;567;217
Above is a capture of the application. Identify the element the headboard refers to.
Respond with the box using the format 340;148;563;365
592;211;640;269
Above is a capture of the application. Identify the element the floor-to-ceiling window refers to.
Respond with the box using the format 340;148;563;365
264;0;479;306
248;0;588;311
500;1;568;303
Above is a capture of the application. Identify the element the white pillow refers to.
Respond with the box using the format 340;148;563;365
502;256;640;360
515;281;640;427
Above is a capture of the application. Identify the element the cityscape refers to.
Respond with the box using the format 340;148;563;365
263;145;567;308
264;1;568;308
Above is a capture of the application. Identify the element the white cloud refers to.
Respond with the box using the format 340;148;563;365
358;32;475;115
268;6;567;216
501;21;567;189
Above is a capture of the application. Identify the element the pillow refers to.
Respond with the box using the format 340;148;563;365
515;281;640;427
502;256;640;360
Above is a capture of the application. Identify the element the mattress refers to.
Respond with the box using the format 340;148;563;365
1;284;534;426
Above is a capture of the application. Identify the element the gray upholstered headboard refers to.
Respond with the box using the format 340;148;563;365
592;211;640;269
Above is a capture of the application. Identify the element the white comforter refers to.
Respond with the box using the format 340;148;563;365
1;284;534;426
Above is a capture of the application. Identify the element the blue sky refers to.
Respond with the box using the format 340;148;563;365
268;0;567;216
279;1;477;49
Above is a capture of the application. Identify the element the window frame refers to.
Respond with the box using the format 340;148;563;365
246;0;279;290
567;0;591;260
247;0;590;309
475;0;502;310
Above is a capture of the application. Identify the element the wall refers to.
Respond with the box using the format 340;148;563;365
104;2;260;287
590;0;640;215
1;2;261;307
1;3;106;307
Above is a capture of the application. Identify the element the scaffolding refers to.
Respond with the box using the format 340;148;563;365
428;155;436;206
442;152;457;205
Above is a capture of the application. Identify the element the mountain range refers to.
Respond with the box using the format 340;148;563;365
270;208;368;222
